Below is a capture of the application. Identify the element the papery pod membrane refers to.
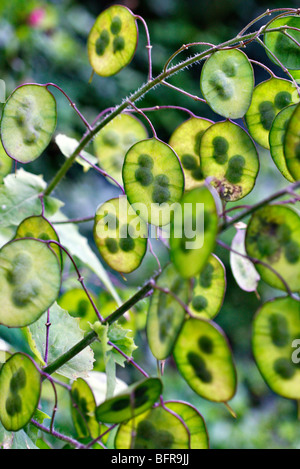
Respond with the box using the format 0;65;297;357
115;405;190;449
0;84;57;163
0;238;61;328
200;49;254;119
245;205;300;292
71;378;100;439
122;138;184;226
269;104;297;182
0;139;12;182
58;288;99;332
253;297;300;400
173;318;237;403
284;102;300;180
230;228;260;293
15;215;63;268
88;5;138;77
94;114;148;186
0;353;41;431
170;185;218;278
147;263;189;360
200;120;259;202
93;195;148;274
169;117;213;190
189;254;226;320
245;78;299;149
95;378;162;424
165;401;209;449
264;16;300;70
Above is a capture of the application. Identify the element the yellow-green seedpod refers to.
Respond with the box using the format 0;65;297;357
0;239;61;328
94;114;148;186
0;84;57;163
147;264;189;360
88;5;138;77
173;318;237;403
245;78;299;149
0;353;41;431
200;120;259;202
245;205;300;292
269;104;297;182
58;289;99;332
284;102;300;180
94;195;148;274
123;138;184;226
71;378;100;439
0;139;12;182
189;254;226;320
264;16;300;70
253;297;300;400
115;406;190;449
200;49;254;119
169;117;213;190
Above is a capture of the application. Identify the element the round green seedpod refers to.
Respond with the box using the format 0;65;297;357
71;378;100;439
94;114;148;186
200;49;254;119
15;215;63;268
173;318;237;403
170;185;218;279
58;289;99;332
165;401;209;449
169;117;213;190
88;5;138;77
284;102;300;180
253;296;300;400
0;139;12;182
245;78;299;149
123;138;184;226
245;205;300;292
264;16;300;70
95;378;162;424
0;84;57;163
94;195;148;274
189;254;226;320
200;120;259;202
147;264;189;360
269;104;297;182
0;353;41;431
290;69;300;83
115;405;190;449
0;238;61;328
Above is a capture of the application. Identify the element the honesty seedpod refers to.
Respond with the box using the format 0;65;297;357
15;215;63;268
0;239;61;328
245;78;299;149
0;84;57;163
0;353;41;431
58;289;99;332
245;205;300;292
169;117;213;190
0;139;12;182
173;318;237;403
189;254;226;320
200;49;254;119
284;102;300;181
170;185;218;278
71;378;100;439
94;114;148;186
115;405;190;449
264;16;300;70
94;195;148;274
200;120;259;202
269;104;297;182
88;5;138;77
253;297;300;400
147;263;189;360
95;378;162;424
122;138;184;226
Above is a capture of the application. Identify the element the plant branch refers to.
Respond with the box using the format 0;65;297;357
31;420;86;449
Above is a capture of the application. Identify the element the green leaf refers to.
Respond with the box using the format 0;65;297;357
0;421;38;449
28;302;95;379
108;322;137;367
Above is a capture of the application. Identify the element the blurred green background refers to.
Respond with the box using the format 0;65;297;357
1;0;300;449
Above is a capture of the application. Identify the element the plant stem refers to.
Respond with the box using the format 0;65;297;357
31;420;85;449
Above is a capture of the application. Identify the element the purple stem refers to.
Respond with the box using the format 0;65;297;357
150;280;193;317
92;107;115;127
127;104;198;118
79;153;125;194
162;80;207;103
85;424;118;450
135;15;153;81
159;396;192;449
148;239;162;272
250;59;276;77
108;340;149;378
31;419;86;449
44;309;51;365
127;101;157;138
